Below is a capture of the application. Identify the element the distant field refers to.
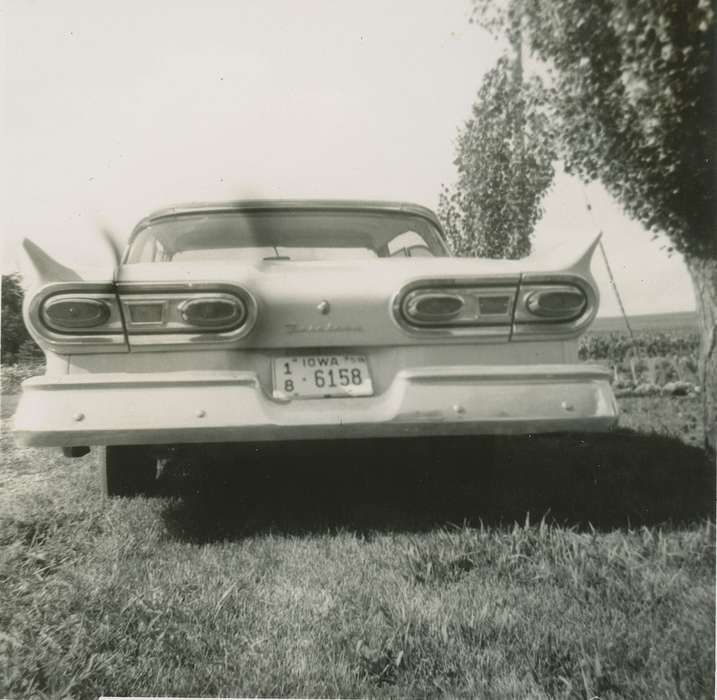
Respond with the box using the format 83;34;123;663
592;310;698;333
582;312;699;390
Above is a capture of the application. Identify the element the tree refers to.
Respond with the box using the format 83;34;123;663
471;0;716;451
1;274;41;365
438;53;556;259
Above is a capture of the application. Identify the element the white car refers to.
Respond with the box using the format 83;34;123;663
14;200;618;496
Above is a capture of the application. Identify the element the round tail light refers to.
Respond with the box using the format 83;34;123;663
42;298;111;330
525;288;586;319
179;296;245;329
403;291;465;324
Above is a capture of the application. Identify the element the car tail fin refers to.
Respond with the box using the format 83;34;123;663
20;238;127;354
21;238;117;287
511;234;602;341
21;239;83;284
521;233;602;277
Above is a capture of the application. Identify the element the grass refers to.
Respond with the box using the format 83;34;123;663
1;393;714;699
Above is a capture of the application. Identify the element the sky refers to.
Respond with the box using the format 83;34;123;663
0;0;696;317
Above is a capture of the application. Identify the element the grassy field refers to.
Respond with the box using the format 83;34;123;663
591;311;697;333
1;391;714;699
580;313;701;397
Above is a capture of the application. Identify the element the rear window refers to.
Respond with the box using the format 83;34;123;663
125;210;448;263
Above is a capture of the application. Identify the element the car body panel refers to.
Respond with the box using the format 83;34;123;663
14;364;617;447
14;200;618;448
115;259;522;349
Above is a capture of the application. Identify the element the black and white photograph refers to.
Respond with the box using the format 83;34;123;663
1;1;715;698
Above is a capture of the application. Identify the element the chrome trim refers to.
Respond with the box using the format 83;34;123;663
179;295;244;328
20;370;259;390
392;277;518;338
124;199;449;261
123;299;168;327
120;292;246;334
403;291;465;324
41;297;112;331
25;283;127;354
13;364;618;447
512;274;598;340
524;286;586;320
117;282;258;347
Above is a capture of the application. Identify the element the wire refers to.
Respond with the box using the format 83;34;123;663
597;239;636;342
581;189;636;342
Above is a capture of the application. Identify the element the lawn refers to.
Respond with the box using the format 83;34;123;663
0;392;714;699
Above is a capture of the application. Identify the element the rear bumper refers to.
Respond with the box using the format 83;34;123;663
13;365;618;447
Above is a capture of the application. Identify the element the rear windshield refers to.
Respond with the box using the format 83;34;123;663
125;210;448;263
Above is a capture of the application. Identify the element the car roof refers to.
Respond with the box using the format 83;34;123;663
132;199;444;239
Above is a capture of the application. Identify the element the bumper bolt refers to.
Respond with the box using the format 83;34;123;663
453;404;466;415
196;409;206;418
561;401;574;412
73;412;84;422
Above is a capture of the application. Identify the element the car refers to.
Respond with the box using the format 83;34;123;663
14;199;618;496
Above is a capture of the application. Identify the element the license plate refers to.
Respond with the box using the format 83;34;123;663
272;354;374;399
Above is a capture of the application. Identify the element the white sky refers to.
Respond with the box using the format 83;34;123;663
0;0;696;316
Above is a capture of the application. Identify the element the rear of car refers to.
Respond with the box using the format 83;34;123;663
14;200;618;495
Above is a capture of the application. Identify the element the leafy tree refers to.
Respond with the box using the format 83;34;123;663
1;274;41;365
469;0;716;451
439;53;555;259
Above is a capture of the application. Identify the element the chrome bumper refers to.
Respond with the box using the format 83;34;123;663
13;365;618;447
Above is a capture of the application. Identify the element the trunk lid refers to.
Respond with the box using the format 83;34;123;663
116;257;524;348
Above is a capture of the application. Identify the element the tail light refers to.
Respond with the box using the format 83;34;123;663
119;291;247;334
117;284;257;347
27;282;256;353
396;275;596;339
42;297;113;331
523;286;586;320
396;283;517;336
512;277;596;339
403;291;465;324
180;297;245;328
26;285;127;353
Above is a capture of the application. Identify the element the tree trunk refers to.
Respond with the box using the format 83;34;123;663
685;254;717;454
